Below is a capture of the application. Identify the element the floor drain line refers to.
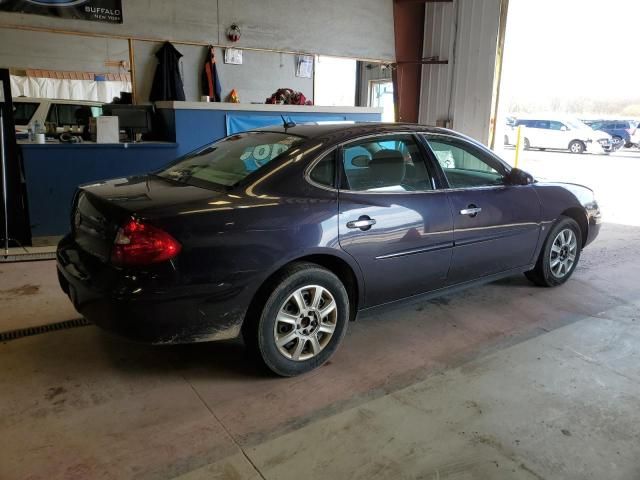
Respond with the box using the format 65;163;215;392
0;252;56;262
0;318;92;342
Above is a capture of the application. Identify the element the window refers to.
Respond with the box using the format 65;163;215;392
516;119;548;129
314;56;357;106
341;135;433;192
368;80;394;122
47;104;101;126
12;102;39;125
158;132;304;188
309;151;336;188
425;135;506;189
549;121;566;131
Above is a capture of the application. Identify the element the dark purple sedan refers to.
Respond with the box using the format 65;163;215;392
57;123;601;376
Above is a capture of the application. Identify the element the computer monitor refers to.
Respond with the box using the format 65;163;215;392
102;104;152;141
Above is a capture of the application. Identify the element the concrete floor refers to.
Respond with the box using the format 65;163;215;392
0;222;639;479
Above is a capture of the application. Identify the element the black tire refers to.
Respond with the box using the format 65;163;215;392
504;134;509;145
612;136;624;150
523;138;531;150
244;262;349;377
525;216;582;287
568;140;585;154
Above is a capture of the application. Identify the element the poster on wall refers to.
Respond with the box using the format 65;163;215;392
0;0;123;24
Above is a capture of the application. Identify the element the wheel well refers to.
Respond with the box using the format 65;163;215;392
561;207;588;247
244;254;360;332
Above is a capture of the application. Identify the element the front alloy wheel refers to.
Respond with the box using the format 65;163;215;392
569;140;585;154
274;285;337;361
525;215;582;287
549;228;578;279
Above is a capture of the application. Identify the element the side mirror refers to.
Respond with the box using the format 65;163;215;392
506;167;535;186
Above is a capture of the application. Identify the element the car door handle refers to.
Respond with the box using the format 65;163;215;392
346;216;376;230
460;206;482;217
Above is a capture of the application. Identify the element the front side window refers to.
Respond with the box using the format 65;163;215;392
549;121;566;131
341;135;433;192
158;132;304;188
425;135;506;189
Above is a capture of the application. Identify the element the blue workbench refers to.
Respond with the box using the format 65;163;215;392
21;102;382;240
21;142;178;238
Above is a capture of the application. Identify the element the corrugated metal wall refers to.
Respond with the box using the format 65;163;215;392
419;0;501;144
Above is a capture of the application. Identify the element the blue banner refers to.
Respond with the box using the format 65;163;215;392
226;114;347;135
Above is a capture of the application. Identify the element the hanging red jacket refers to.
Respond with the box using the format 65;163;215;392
202;46;223;102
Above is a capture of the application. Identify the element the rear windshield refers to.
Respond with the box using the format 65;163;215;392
13;102;39;125
157;132;304;188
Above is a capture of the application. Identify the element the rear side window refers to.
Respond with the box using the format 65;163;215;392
341;135;433;192
48;104;96;126
309;151;336;188
12;102;39;125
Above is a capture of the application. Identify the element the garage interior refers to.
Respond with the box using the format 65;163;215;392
1;1;639;479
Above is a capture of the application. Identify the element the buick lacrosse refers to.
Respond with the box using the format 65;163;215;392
57;123;601;376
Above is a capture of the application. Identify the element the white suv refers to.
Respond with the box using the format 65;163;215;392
12;97;103;136
514;116;612;154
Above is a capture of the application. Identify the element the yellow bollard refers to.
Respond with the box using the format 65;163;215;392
514;125;523;168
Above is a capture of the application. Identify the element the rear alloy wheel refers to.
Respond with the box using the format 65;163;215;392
525;216;582;287
274;285;337;361
246;262;349;376
569;140;585;154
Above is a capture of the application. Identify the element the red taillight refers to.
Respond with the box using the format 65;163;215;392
111;218;181;266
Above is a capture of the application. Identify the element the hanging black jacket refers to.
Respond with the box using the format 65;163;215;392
149;42;186;102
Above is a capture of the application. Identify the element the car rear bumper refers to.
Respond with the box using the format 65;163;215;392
56;235;248;344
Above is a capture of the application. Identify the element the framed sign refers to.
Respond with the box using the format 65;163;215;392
0;0;123;24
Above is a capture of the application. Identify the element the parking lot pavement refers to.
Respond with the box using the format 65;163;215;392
497;147;640;226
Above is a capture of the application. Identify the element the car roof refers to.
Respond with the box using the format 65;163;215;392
515;114;581;121
253;122;452;140
12;97;103;106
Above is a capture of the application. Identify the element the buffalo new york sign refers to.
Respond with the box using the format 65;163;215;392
0;0;123;24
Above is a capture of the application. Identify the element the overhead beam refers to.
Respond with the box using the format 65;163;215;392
394;0;452;4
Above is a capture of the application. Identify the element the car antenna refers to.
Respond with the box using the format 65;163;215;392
281;115;296;130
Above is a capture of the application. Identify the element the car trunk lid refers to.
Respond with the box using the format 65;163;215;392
71;175;226;262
